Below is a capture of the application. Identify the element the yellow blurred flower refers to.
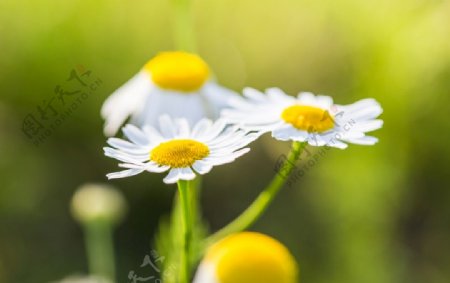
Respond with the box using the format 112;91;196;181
194;232;299;283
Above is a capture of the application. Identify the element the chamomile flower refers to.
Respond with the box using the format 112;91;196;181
193;232;299;283
104;115;257;184
101;51;238;136
222;88;383;149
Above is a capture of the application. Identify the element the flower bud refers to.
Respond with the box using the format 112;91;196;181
71;183;126;225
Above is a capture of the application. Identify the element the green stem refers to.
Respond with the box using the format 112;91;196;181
178;180;193;283
171;0;196;52
206;141;306;245
84;220;116;282
189;177;201;229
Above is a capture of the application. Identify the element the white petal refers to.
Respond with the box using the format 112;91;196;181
139;90;207;128
142;125;165;143
163;168;182;184
204;148;250;165
315;95;334;109
158;115;177;138
106;168;144;179
243;87;267;102
209;132;258;152
199;119;227;141
107;138;144;152
346;98;381;112
222;108;281;125
192;160;213;174
145;164;170;173
339;131;365;139
179;167;196;180
306;135;328;147
227;95;254;110
272;126;308;142
325;138;348;149
266;87;294;103
205;126;240;145
230;147;251;159
201;81;240;118
340;98;383;121
104;147;148;163
235;122;283;133
175;118;191;138
118;163;145;169
193;263;219;283
343;136;379;145
296;92;333;110
192;119;213;138
297;92;317;105
122;124;149;146
101;72;151;136
351;119;383;132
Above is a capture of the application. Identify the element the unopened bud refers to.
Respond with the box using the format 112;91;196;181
71;183;126;225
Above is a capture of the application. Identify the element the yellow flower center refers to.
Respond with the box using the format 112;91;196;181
281;104;335;132
144;51;210;92
206;232;298;283
150;139;210;168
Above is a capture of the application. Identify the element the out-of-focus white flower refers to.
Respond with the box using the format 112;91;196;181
193;232;299;283
101;51;238;136
104;115;258;184
71;183;127;225
222;88;383;149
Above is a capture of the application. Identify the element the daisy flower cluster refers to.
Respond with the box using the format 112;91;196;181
100;50;383;283
102;53;382;184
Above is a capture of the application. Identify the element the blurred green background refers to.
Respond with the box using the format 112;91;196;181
1;0;450;282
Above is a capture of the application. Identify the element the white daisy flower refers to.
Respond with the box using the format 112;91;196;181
104;116;257;184
101;51;238;136
222;88;383;149
193;232;298;283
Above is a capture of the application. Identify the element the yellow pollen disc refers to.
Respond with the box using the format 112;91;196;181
150;139;209;168
144;51;210;92
205;232;298;283
281;104;335;133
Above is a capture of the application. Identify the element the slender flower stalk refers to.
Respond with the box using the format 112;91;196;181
178;180;194;283
71;184;126;283
84;220;116;282
189;177;202;227
171;0;196;52
206;141;306;245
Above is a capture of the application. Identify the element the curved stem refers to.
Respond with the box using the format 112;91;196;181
178;180;193;283
206;141;306;245
171;0;196;52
